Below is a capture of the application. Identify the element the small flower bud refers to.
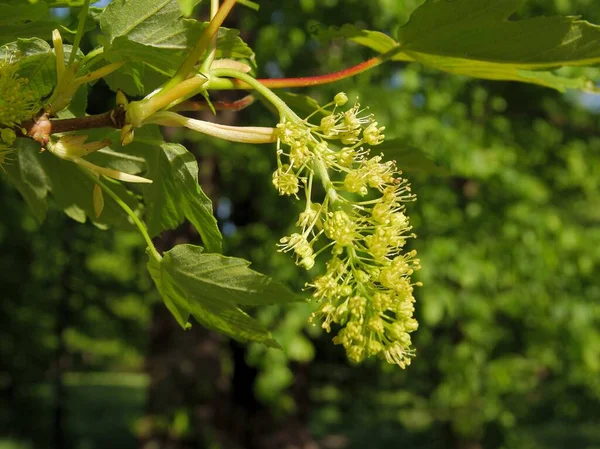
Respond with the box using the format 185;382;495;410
319;114;336;135
1;128;16;145
334;92;348;106
300;256;315;270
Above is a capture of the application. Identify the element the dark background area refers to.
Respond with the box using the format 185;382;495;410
2;1;600;448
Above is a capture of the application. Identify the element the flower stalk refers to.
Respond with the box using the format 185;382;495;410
146;111;277;144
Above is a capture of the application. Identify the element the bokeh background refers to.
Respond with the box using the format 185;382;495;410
2;1;600;448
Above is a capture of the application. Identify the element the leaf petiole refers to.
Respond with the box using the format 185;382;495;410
208;68;300;122
69;0;92;64
162;0;238;93
79;167;162;262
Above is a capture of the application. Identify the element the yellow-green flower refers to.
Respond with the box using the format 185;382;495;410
272;94;422;368
0;58;38;128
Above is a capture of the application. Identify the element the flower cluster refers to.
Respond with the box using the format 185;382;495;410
0;58;38;128
0;57;39;169
274;93;421;368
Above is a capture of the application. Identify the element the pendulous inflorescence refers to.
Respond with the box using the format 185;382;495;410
0;57;39;168
0;58;38;129
273;93;422;368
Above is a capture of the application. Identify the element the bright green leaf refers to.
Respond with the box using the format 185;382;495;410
148;244;298;347
97;0;252;94
393;0;600;90
123;127;222;253
397;0;600;67
176;0;196;17
99;0;202;45
164;245;301;307
335;2;600;92
1;38;56;100
147;254;191;327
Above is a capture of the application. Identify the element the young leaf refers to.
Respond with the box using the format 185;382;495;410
123;127;222;253
148;244;301;347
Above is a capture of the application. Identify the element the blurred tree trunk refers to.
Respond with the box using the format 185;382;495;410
52;220;75;449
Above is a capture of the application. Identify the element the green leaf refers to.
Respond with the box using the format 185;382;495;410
97;0;253;94
85;130;148;175
123;127;222;253
3;138;50;223
164;245;301;307
378;139;450;176
147;252;191;327
0;3;49;25
1;38;56;100
99;0;202;45
308;22;398;55
148;244;299;346
4;137;140;227
99;28;254;95
38;151;140;228
336;2;600;92
0;2;61;45
395;0;600;90
101;59;167;97
396;0;600;67
176;0;196;17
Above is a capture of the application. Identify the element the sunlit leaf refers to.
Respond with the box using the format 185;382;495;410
122;127;222;253
148;244;299;346
329;1;600;92
1;38;56;100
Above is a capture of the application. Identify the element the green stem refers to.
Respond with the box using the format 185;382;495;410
69;0;91;64
315;158;339;204
163;0;237;93
80;167;162;262
209;68;300;121
200;0;220;73
128;76;208;127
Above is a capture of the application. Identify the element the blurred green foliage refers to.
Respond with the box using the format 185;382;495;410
2;1;600;448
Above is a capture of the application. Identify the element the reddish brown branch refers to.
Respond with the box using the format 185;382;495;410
18;107;126;145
